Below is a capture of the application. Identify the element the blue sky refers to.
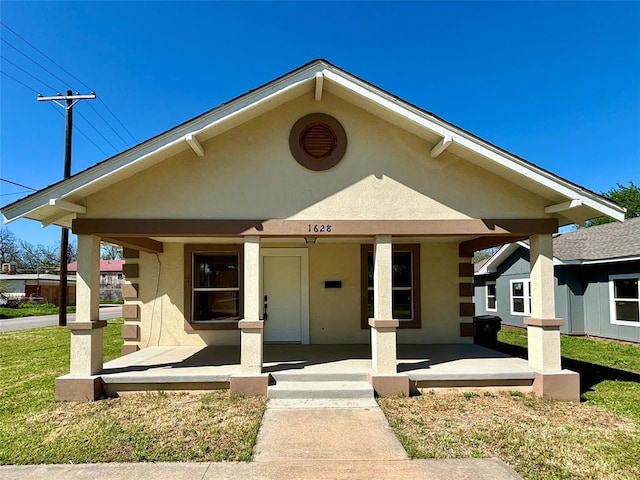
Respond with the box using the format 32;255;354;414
1;1;639;246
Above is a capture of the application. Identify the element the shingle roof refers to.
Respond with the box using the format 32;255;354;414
553;217;640;261
66;260;125;272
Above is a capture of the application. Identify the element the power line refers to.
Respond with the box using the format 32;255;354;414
75;109;119;152
1;21;93;91
1;191;34;197
98;98;138;143
46;103;109;157
1;70;40;94
1;21;137;145
1;37;76;91
0;178;37;190
86;102;130;148
1;55;58;92
3;70;109;157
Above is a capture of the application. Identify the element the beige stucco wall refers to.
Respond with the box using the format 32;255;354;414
83;91;548;221
308;243;368;344
133;243;239;347
400;242;471;344
128;241;468;348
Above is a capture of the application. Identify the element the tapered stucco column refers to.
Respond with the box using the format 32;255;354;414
526;233;561;371
525;233;579;401
368;236;408;396
232;236;268;395
55;234;106;401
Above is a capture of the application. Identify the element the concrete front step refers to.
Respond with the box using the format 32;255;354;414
269;372;369;383
268;380;374;400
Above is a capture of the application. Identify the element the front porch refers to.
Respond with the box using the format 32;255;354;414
93;344;535;397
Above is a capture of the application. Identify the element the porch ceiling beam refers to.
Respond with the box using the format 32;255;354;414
48;198;86;214
73;218;558;238
314;72;324;101
430;135;453;158
544;198;582;214
185;133;205;157
101;236;164;254
459;235;528;257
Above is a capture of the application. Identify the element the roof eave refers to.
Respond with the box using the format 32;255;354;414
2;59;625;226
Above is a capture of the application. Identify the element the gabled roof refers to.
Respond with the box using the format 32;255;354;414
553;217;640;261
476;217;640;275
2;59;625;228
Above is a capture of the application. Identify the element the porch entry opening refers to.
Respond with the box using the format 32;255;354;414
261;248;310;344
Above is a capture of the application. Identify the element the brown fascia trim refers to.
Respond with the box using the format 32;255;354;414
73;218;558;238
459;234;529;257
101;236;163;254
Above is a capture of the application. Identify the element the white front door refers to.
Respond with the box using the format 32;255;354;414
261;249;309;343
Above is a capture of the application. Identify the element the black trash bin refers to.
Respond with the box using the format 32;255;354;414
473;315;502;349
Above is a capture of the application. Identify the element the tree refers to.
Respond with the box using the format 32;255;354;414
101;244;123;260
0;228;21;266
17;239;77;272
586;181;640;227
473;247;499;264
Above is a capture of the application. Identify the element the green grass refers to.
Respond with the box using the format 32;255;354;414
0;303;76;318
0;321;266;464
381;328;640;479
498;327;640;374
380;392;640;480
0;319;122;420
498;326;640;423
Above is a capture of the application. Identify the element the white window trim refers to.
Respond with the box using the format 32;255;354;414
609;274;640;327
486;281;497;312
510;279;531;316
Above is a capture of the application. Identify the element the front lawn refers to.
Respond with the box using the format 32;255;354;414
380;329;640;480
380;391;639;480
498;326;640;423
0;320;266;464
0;303;75;318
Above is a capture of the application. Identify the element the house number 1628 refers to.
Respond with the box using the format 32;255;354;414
308;224;332;233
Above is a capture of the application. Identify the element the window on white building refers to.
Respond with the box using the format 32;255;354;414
486;282;497;312
510;279;531;316
609;275;640;326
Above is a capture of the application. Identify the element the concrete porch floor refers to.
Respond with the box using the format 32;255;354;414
100;344;534;394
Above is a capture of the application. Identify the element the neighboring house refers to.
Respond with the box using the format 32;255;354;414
66;259;125;301
0;273;76;305
1;59;625;402
475;217;640;343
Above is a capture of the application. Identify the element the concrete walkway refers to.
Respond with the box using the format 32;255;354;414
255;399;408;462
0;398;522;480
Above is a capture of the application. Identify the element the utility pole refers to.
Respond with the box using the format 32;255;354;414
38;90;96;326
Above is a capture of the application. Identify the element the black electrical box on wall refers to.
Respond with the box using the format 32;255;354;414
324;280;342;289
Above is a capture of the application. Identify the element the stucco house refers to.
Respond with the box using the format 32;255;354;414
1;60;624;402
475;218;640;343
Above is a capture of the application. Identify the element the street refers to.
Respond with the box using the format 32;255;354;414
0;306;123;332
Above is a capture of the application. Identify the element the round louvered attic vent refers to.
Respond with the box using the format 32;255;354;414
289;113;347;171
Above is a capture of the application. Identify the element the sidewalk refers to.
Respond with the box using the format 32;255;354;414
0;458;522;480
0;398;522;480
